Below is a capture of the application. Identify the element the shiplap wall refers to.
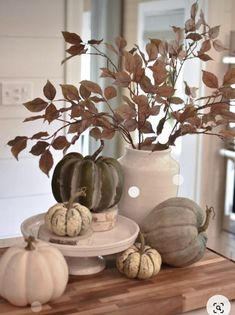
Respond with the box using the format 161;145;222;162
0;0;66;238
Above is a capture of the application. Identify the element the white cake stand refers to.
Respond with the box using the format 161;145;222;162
21;213;139;275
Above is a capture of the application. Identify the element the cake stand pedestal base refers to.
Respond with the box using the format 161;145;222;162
65;256;106;275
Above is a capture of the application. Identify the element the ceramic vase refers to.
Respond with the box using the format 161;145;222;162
118;147;179;224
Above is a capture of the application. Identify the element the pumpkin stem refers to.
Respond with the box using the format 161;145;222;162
198;206;215;233
25;236;36;251
91;140;104;161
67;187;87;210
138;232;146;254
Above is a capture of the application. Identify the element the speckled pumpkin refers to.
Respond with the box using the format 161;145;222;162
116;234;162;280
45;189;92;237
51;151;124;213
140;197;214;267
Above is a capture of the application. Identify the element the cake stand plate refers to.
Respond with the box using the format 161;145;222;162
21;213;139;275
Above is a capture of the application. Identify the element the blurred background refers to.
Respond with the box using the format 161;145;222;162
0;0;235;257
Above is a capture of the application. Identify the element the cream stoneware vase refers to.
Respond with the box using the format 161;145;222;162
118;147;179;224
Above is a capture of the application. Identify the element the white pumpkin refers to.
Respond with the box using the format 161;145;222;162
45;188;92;237
116;233;162;280
0;236;68;306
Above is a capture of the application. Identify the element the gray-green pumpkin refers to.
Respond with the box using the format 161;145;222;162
51;152;124;213
140;197;213;267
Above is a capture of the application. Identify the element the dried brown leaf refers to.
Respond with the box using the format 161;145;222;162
208;25;220;39
52;136;69;150
88;39;103;45
101;129;115;139
114;71;131;87
23;98;48;112
200;39;211;53
62;31;82;45
139;76;154;93
202;70;219;88
116;104;136;119
90;127;102;140
157;85;175;98
223;68;235;85
80;80;102;95
39;149;53;177
139;121;154;133
124;119;137;132
186;33;202;41
23;115;44;122
146;43;158;61
30;141;49;156
190;2;198;19
79;85;91;99
170;97;184;104
104;86;117;100
124;51;135;73
43;80;56;100
149;105;161;115
8;136;27;160
44;103;59;123
32;132;49;140
133;67;145;83
198;53;213;61
185;18;196;32
100;68;116;79
68;122;80;134
60;84;80;101
66;44;86;55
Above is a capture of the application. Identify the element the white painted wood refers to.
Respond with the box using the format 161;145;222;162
0;0;65;37
0;156;61;198
0;194;55;238
138;0;186;48
0;0;66;239
0;37;64;78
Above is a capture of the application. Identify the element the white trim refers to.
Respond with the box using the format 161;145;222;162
138;0;186;48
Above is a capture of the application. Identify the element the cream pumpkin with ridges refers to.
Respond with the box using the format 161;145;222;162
0;237;68;306
45;188;92;237
116;233;162;280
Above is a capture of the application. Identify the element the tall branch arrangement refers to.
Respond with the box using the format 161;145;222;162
8;2;235;176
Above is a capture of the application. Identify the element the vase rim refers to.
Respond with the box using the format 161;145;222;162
124;145;171;154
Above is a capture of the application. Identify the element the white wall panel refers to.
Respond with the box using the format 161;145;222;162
0;194;55;238
0;78;65;119
0;156;62;198
0;0;65;37
0;37;64;78
0;0;67;239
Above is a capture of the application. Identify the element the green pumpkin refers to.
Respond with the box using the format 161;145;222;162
140;197;213;267
51;152;124;212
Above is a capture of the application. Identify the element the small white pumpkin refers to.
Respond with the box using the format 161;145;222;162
0;236;68;306
116;233;162;280
45;188;92;237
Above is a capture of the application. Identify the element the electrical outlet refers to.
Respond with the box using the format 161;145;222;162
1;82;33;105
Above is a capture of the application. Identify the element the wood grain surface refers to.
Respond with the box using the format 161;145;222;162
0;248;234;315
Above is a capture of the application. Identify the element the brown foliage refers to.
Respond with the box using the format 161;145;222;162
8;1;235;175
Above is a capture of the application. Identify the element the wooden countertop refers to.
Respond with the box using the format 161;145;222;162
0;248;234;315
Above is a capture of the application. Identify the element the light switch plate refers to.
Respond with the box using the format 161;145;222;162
1;82;33;105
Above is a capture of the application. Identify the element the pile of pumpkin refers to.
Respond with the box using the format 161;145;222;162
0;149;214;307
